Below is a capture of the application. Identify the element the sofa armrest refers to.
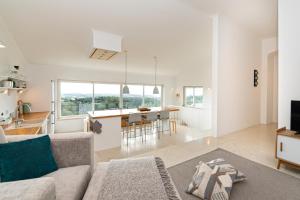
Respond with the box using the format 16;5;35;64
0;177;55;200
50;132;94;169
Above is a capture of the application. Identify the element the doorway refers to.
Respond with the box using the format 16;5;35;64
266;51;278;124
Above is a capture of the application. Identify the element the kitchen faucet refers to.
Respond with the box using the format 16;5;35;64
14;103;24;127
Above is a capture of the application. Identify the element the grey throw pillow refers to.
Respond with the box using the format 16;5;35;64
206;158;247;183
186;161;233;200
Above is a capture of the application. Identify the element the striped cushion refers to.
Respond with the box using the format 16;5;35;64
186;162;232;200
206;158;247;183
211;173;232;200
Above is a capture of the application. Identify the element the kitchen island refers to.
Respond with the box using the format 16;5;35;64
88;107;179;151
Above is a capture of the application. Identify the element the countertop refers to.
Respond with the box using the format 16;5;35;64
4;111;50;135
4;127;41;135
88;107;180;119
22;111;50;121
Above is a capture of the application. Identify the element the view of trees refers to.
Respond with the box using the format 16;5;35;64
60;82;163;116
184;86;204;108
185;95;203;106
61;95;93;116
61;94;161;116
94;96;120;110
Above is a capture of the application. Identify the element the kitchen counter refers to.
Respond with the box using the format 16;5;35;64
88;107;180;151
88;107;180;119
4;111;50;135
4;127;41;135
22;112;50;121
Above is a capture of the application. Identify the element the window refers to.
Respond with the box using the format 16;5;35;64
94;83;120;110
183;86;204;108
144;85;161;107
60;81;93;116
123;85;143;109
58;80;163;117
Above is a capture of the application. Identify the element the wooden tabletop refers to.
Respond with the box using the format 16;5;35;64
277;129;300;139
88;107;180;119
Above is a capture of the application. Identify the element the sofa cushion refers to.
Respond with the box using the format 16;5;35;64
44;165;91;200
83;162;109;200
0;135;58;182
0;177;55;200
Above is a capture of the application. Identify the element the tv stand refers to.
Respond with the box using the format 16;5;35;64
276;127;300;169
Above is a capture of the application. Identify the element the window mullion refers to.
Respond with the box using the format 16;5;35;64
193;87;195;107
120;84;123;109
142;84;145;106
92;82;95;112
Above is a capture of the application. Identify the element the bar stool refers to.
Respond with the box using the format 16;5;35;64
121;116;128;138
126;113;144;146
143;112;159;141
159;111;171;136
169;111;177;134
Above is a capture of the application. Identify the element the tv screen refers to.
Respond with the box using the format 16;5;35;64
291;100;300;132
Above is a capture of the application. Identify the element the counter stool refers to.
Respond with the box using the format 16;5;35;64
143;112;159;141
126;113;144;146
159;111;171;136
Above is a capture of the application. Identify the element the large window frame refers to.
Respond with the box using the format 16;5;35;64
183;86;204;108
58;80;163;118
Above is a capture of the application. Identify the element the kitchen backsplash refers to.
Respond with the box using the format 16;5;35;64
0;91;17;120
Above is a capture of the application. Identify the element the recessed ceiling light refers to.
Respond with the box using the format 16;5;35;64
0;41;6;48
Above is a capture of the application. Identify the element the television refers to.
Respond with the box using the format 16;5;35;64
291;100;300;133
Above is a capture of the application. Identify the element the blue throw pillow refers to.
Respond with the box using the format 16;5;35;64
0;135;58;182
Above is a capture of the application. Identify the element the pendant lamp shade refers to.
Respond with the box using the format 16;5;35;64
153;86;159;94
123;50;130;94
123;85;129;94
153;56;159;94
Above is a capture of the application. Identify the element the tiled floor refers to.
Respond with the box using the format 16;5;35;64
95;125;212;162
95;123;300;178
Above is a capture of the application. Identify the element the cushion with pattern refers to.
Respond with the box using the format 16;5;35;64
186;162;233;200
206;158;247;183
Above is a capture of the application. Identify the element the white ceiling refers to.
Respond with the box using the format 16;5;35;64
0;0;277;75
184;0;278;38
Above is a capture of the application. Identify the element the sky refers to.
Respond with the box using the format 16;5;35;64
61;82;161;96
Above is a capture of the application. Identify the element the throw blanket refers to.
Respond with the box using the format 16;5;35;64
97;157;180;200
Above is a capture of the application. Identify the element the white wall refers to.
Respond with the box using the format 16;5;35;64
175;61;212;131
0;16;26;118
278;0;300;129
175;68;212;131
173;17;212;131
213;15;261;136
260;37;277;124
272;53;278;123
22;64;176;132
